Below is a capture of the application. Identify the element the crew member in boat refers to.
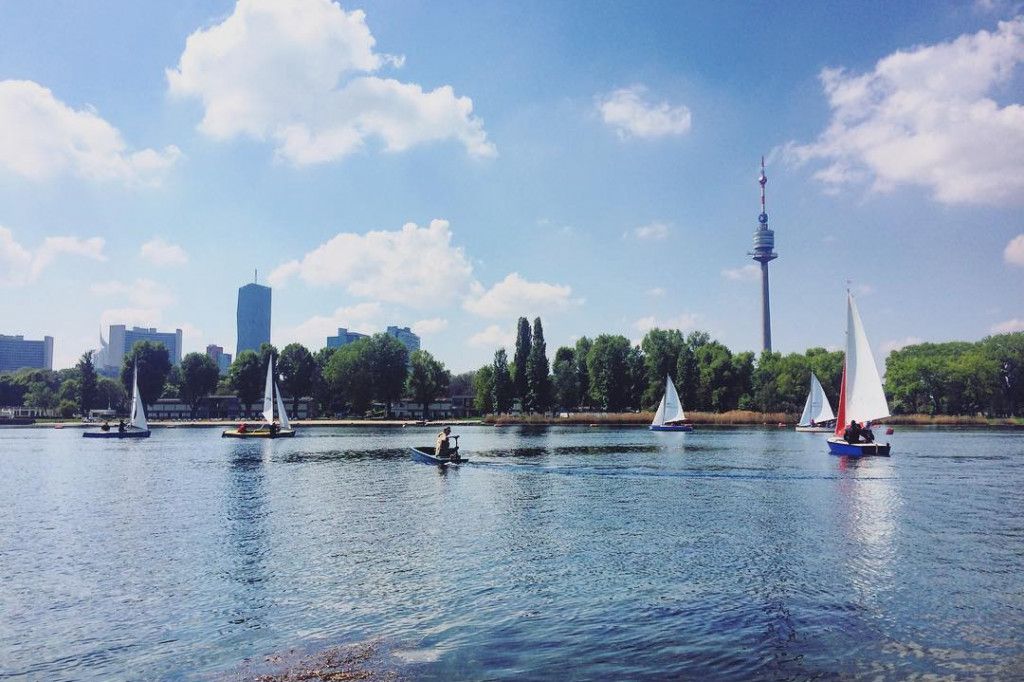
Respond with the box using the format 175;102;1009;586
435;426;455;460
237;422;248;434
268;422;278;437
861;422;875;443
118;419;127;434
843;420;862;444
100;420;110;432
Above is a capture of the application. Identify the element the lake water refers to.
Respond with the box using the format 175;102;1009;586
1;425;1022;680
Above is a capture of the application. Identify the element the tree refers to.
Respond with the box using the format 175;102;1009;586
626;344;645;410
96;376;127;412
258;343;279;369
180;352;220;418
641;329;684;409
278;343;315;418
228;350;264;417
586;335;632;411
574;337;592;409
367;333;409;417
552;346;579;411
77;350;98;415
311;347;339;417
449;370;476;398
121;341;172;407
527;317;552;413
407;350;451;419
324;338;374;415
492;349;514;414
512;317;532;408
473;365;495;414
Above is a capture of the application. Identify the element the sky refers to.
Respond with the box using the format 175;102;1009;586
1;0;1022;372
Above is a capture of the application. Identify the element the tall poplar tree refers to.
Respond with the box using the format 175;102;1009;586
491;349;513;414
511;317;531;409
76;350;97;416
527;317;552;413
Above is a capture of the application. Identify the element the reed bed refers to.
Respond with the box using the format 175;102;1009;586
485;410;796;426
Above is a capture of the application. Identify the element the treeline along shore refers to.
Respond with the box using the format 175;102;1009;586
3;316;1023;425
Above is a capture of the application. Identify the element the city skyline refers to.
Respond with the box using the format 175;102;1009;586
1;2;1022;373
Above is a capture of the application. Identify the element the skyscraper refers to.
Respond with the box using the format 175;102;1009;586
237;277;271;357
327;328;369;349
206;344;233;375
0;334;53;372
748;157;778;352
102;325;182;368
386;326;420;354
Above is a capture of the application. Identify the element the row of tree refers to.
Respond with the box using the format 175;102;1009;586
3;324;1022;419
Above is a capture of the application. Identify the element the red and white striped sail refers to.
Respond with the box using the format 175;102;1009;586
834;293;889;435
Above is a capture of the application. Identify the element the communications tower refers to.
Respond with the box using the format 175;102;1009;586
749;157;777;352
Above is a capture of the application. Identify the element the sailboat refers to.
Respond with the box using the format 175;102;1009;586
222;357;295;438
649;375;693;432
827;293;891;456
83;366;151;438
795;373;835;432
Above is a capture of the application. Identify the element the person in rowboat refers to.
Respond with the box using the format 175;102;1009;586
435;426;459;460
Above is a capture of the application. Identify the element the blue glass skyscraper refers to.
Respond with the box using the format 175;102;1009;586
236;281;271;357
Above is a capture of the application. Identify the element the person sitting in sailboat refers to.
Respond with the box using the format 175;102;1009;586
118;419;127;434
861;422;875;443
237;422;248;434
843;420;862;444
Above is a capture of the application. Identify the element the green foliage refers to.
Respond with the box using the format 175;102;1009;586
641;328;684;409
324;338;374;415
407;350;451;419
228;350;264;416
449;370;476;399
367;333;409;416
552;346;579;411
278;342;315;417
512;317;531;406
77;350;97;414
574;337;592;408
311;347;338;416
526;317;552;413
96;376;127;412
586;334;632;411
491;349;513;414
58;399;77;418
473;365;495;414
180;352;220;417
121;341;172;407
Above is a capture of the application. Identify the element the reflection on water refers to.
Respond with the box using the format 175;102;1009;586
0;425;1022;680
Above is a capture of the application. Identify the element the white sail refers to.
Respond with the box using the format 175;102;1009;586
274;380;291;431
130;365;148;431
798;373;835;426
662;375;687;423
844;294;890;423
651;394;667;426
262;359;274;425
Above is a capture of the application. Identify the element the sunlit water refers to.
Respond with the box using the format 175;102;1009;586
1;425;1022;680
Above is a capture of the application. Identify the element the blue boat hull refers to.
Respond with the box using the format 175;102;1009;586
827;437;890;457
83;430;150;438
650;424;694;432
410;446;467;465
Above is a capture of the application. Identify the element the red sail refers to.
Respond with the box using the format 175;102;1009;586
833;365;847;437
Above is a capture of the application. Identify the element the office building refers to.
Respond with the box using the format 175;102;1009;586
206;344;233;375
237;279;271;356
0;334;53;373
326;327;369;349
386;326;420;354
102;325;183;368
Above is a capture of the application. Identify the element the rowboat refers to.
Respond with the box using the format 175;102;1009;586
826;292;892;457
83;366;150;439
410;446;467;465
649;375;693;432
222;357;296;438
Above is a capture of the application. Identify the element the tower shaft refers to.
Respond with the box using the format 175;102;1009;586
761;261;772;352
748;156;777;353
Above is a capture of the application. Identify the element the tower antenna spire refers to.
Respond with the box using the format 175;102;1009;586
749;156;778;352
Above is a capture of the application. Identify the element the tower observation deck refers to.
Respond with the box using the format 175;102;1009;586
748;157;777;352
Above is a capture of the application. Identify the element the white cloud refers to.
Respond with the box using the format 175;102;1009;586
646;287;665;297
468;324;515;349
90;278;176;309
991;318;1024;333
278;301;383;350
881;336;923;356
167;0;494;165
598;85;692;139
1004;233;1024;265
269;219;474;308
100;307;163;331
412;317;448;335
140;238;189;266
0;80;179;185
464;272;577;319
0;226;106;286
632;313;700;334
721;264;760;281
786;18;1024;206
625;221;670;241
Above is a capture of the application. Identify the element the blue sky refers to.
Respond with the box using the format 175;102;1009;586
1;0;1022;371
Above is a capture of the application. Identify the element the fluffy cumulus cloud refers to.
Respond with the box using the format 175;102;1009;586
140;237;189;266
991;318;1024;333
468;324;515;349
412;317;448;335
91;278;177;330
787;18;1024;206
632;313;700;334
721;264;760;281
1005;233;1024;265
625;221;670;241
278;301;383;350
269;219;474;308
0;226;106;286
464;272;577;319
0;80;179;185
167;0;495;164
598;85;692;139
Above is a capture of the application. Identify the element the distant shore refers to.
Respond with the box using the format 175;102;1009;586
9;411;1023;429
